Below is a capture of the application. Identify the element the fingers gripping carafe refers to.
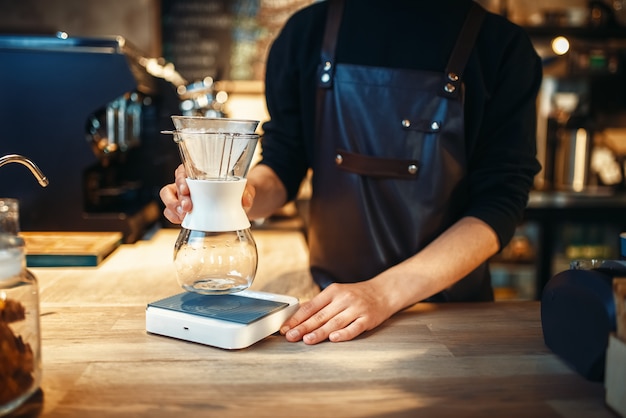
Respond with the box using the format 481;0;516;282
168;116;260;295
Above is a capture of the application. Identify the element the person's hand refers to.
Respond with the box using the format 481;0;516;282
279;280;396;344
159;164;192;224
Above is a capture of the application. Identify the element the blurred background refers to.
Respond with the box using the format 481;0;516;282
1;0;625;300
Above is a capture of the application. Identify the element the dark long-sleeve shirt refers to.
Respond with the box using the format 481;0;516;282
259;0;542;249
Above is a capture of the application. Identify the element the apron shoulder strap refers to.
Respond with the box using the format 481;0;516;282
317;0;486;95
318;0;345;89
441;2;487;98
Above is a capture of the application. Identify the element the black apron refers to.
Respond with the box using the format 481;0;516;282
308;0;493;302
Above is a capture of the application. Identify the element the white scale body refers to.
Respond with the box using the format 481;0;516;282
146;290;299;350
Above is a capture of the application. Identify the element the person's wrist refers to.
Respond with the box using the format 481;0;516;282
370;273;413;314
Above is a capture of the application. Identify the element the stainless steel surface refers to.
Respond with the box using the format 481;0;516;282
553;127;593;192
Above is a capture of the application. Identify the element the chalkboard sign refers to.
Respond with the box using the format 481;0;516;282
162;0;234;82
162;0;315;83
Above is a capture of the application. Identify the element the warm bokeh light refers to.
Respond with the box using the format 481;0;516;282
551;36;570;55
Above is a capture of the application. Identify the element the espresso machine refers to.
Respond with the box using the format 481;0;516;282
0;33;184;242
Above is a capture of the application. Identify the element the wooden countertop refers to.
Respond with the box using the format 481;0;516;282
12;228;613;418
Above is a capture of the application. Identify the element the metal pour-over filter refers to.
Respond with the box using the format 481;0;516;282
171;115;259;133
174;132;258;180
171;116;259;181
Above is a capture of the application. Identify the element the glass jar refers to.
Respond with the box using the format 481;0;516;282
0;198;41;416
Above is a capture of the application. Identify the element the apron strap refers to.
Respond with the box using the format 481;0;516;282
318;0;345;89
316;0;486;97
335;148;419;179
315;0;345;139
441;2;486;99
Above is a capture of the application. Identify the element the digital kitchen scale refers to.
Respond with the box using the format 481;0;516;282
145;290;299;349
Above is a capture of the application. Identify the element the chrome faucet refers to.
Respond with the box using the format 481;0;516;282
0;154;49;187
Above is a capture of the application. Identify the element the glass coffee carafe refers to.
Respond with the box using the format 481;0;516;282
167;116;260;295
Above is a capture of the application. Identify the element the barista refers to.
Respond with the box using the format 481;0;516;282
160;0;542;344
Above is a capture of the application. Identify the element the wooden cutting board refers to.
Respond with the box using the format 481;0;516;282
21;231;123;267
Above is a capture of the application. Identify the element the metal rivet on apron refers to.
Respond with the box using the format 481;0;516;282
401;119;411;128
324;61;332;71
447;72;459;82
321;73;330;83
431;121;440;131
335;154;343;165
407;164;418;174
444;83;456;93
